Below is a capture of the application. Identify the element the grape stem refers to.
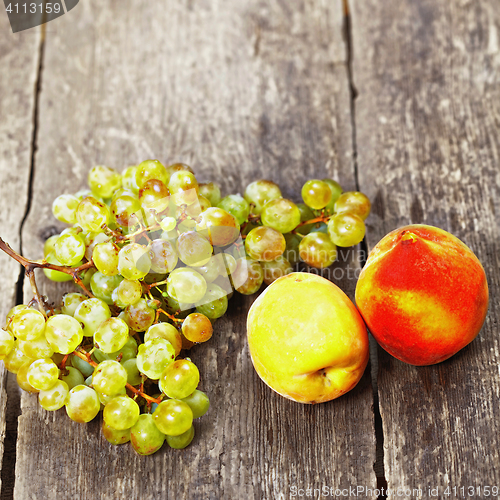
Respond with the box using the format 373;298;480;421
156;308;183;324
73;347;163;405
0;238;95;298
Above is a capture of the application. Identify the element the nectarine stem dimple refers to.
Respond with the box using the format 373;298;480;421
401;231;418;243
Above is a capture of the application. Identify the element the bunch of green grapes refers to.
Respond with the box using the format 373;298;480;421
1;161;247;455
0;160;371;456
228;178;371;296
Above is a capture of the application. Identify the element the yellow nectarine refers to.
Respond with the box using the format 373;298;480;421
247;272;369;404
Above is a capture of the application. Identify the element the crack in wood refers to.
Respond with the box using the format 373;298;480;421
342;0;388;498
0;26;46;500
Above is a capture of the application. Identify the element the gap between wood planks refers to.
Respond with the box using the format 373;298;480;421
342;0;388;497
0;25;46;500
0;3;387;497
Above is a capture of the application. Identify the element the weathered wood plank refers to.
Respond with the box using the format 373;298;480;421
0;16;41;497
352;0;500;492
16;1;376;499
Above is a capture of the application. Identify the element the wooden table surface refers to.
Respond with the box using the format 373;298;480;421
0;1;499;498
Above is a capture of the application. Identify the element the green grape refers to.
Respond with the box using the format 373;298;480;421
136;159;168;188
10;308;45;341
92;242;120;276
124;298;156;332
66;385;100;423
121;166;140;193
195;284;228;320
198;182;221;207
43;234;59;257
197;195;211;212
112;187;136;201
149;239;178;274
217;194;250;225
0;329;15;359
96;386;127;405
165;162;194;181
112;279;143;307
84;231;109;261
334;191;371;220
168;170;199;206
92;360;128;396
43;252;75;282
52;194;80;224
159;216;176;232
322;178;343;214
176;231;213;267
191;254;223;283
19;334;54;359
261;198;301;233
231;257;264;295
130;413;165;455
153;399;193;436
167;268;207;304
27;358;60;391
159;359;199;399
6;304;29;327
166;426;195;449
327;212;366;247
93;348;111;364
182;389;210;418
103;421;131;445
261;256;293;285
39;379;69;411
110;194;142;229
181;313;213;343
88;166;122;199
74;298;111;337
94;317;129;354
16;361;39;393
212;275;233;298
44;314;84;355
136;338;175;380
144;323;182;356
61;293;87;316
61;366;85;390
283;232;302;266
75;196;111;232
70;353;94;377
299;232;337;268
301;179;332;210
162;293;193;319
245;226;286;262
84;375;93;386
4;343;32;374
107;335;138;362
310;222;328;234
195;207;240;247
121;358;142;386
103;395;140;430
219;253;237;277
75;189;103;202
90;272;123;305
54;232;85;266
139;179;170;213
118;243;151;280
243;180;282;215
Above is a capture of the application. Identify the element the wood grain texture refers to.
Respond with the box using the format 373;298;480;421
352;0;500;492
15;1;376;498
0;16;41;497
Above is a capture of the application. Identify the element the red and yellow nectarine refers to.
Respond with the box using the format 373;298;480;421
355;224;488;365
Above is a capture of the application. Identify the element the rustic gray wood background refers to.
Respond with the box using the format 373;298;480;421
0;0;498;498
